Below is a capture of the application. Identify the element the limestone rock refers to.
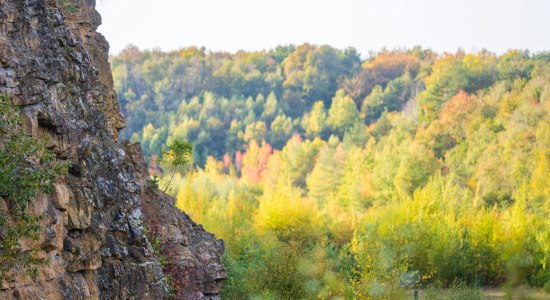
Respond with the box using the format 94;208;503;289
51;183;70;211
0;0;226;299
66;188;93;230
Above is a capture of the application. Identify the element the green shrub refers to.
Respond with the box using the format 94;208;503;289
0;95;68;284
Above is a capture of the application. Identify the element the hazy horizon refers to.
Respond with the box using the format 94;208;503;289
96;0;550;56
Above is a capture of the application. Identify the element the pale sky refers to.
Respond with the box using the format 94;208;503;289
96;0;550;56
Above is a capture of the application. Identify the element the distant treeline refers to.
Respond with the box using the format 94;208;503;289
113;45;434;164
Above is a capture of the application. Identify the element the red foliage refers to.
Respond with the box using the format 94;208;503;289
234;151;243;172
242;141;273;184
149;154;162;177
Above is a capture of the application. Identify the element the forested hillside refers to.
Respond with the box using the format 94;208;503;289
112;46;550;298
113;45;426;165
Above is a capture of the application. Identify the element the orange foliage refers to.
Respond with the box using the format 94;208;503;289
439;91;479;127
363;52;420;87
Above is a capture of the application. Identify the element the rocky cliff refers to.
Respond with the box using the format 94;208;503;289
0;0;226;299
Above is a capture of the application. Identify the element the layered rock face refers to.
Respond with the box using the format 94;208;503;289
0;0;225;299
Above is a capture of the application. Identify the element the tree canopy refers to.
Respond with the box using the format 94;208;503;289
112;46;550;298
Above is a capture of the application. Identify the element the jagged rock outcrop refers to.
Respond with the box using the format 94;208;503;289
125;143;226;299
0;0;226;299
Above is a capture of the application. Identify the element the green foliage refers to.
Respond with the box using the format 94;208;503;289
56;0;78;12
361;74;415;124
112;45;367;166
160;138;192;192
327;90;360;137
119;48;550;298
306;139;344;205
302;101;328;139
0;95;68;284
418;51;498;123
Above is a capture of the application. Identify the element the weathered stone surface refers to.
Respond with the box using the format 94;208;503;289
0;0;225;299
134;146;227;299
51;183;70;210
66;187;93;230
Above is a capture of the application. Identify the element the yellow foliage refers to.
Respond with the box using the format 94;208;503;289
254;182;321;243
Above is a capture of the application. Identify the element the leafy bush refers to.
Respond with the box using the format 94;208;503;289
0;95;68;284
